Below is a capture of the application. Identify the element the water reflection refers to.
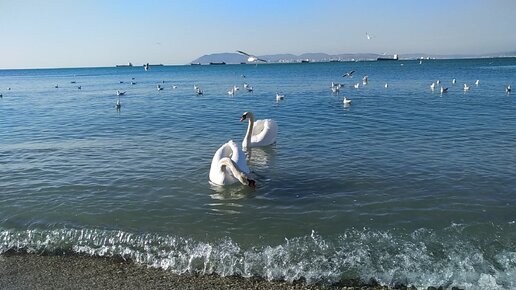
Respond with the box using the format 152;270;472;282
245;146;276;170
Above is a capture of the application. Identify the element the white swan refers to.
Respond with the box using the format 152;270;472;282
209;140;255;187
240;111;278;150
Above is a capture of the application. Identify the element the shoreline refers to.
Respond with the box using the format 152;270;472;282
0;252;397;290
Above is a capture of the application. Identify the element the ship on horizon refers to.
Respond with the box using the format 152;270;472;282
377;54;399;61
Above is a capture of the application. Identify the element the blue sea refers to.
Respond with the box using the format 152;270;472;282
1;58;515;289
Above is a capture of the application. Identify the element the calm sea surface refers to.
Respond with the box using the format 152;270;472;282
1;59;515;289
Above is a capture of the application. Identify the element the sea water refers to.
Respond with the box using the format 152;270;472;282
1;59;515;289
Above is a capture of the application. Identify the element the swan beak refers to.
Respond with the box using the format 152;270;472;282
240;116;246;122
247;178;256;188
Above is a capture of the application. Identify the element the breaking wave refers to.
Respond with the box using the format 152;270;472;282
1;226;514;289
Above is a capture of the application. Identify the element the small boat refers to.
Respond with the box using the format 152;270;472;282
209;62;226;65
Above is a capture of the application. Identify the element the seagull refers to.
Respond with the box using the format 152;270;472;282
276;93;284;101
440;86;448;94
343;70;355;77
362;75;368;85
228;88;235;96
366;32;373;40
452;78;456;85
384;83;389;88
430;82;436;91
144;63;150;71
115;98;121;109
506;85;511;94
157;84;163;91
475;79;480;86
343;97;352;105
331;82;343;93
464;84;470;92
195;88;203;95
236;50;267;63
436;80;441;85
353;83;360;89
116;90;125;96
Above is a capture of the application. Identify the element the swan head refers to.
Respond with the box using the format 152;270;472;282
240;111;253;122
246;178;256;188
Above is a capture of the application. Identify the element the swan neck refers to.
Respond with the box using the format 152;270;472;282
220;157;249;186
244;114;254;148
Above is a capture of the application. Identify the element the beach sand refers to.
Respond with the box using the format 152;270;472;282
0;253;395;290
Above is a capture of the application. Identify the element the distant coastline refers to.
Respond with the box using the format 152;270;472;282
1;55;516;70
190;51;516;65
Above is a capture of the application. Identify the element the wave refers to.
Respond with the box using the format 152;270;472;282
1;226;514;289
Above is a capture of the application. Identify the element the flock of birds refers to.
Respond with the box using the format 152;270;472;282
1;50;514;189
429;78;512;95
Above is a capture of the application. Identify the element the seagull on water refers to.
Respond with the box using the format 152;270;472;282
430;82;436;91
276;92;285;101
236;50;267;63
506;85;511;94
116;90;125;96
440;86;448;94
463;84;470;92
475;79;480;86
343;97;352;105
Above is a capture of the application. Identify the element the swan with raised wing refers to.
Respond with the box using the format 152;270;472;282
209;140;256;187
240;111;278;150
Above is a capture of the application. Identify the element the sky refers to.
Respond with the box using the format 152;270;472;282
1;0;516;69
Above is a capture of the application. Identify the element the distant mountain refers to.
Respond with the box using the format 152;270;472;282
190;51;516;64
191;53;248;64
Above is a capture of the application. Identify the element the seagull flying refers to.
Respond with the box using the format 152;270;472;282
366;32;373;40
343;70;355;78
236;50;267;63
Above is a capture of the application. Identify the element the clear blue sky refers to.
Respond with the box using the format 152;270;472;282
1;0;515;69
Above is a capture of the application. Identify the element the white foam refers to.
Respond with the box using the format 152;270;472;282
1;227;514;289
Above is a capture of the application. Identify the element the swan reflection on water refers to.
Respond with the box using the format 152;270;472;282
245;146;276;170
209;182;255;201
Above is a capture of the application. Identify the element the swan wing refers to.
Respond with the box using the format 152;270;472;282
251;119;278;147
209;141;239;185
